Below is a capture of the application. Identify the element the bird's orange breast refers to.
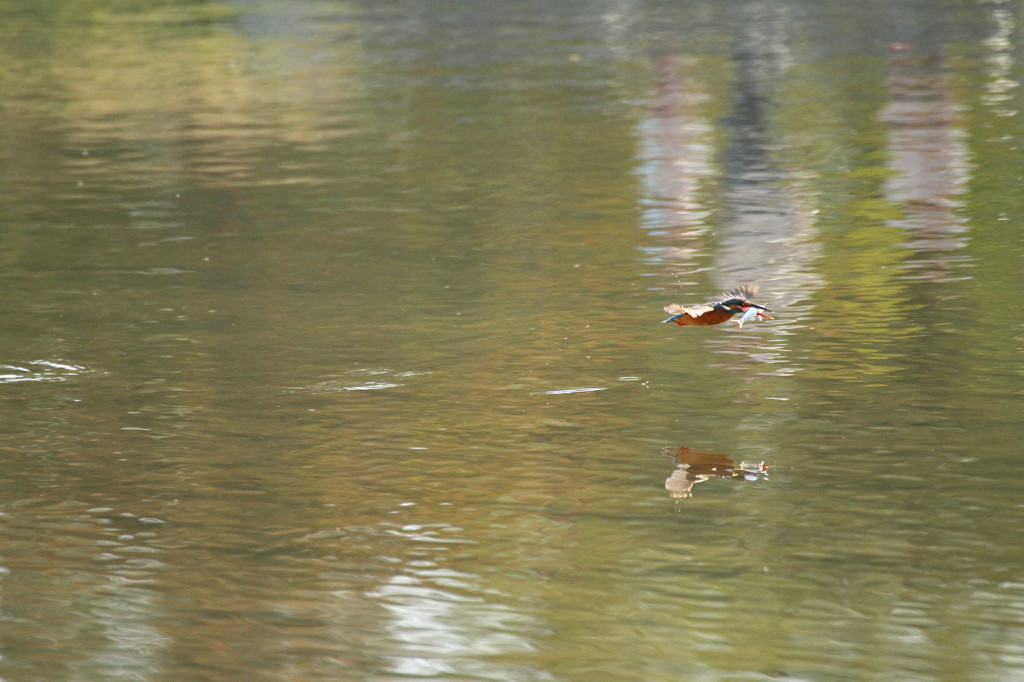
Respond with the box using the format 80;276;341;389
673;308;735;326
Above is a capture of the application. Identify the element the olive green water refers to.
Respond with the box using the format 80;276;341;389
2;1;1023;680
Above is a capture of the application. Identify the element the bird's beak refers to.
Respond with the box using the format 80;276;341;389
661;313;683;324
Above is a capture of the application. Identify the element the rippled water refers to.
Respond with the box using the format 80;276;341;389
1;0;1023;680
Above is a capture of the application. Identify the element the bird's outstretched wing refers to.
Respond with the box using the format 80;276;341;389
708;284;759;305
663;303;715;318
661;302;716;323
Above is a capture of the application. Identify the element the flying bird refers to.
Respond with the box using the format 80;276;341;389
661;285;773;327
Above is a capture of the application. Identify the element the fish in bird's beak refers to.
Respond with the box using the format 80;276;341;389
735;306;759;328
734;304;774;328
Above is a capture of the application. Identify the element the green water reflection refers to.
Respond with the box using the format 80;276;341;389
1;0;1023;680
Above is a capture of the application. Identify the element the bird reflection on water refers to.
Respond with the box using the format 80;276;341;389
663;446;768;501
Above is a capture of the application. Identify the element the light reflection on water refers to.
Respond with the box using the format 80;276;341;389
367;522;552;680
1;0;1023;680
287;368;432;393
0;360;92;384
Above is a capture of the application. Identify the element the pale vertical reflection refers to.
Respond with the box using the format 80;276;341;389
708;9;823;380
636;14;823;377
636;55;716;276
980;2;1019;116
880;54;972;282
713;8;822;306
366;522;550;681
78;581;170;680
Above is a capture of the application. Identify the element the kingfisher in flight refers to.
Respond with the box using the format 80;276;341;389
661;284;773;327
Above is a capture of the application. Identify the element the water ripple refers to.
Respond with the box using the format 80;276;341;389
0;360;91;385
286;368;430;394
541;387;606;395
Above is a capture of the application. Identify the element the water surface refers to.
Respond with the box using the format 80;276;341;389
1;0;1023;680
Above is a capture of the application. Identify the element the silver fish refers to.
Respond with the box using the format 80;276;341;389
734;306;761;328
